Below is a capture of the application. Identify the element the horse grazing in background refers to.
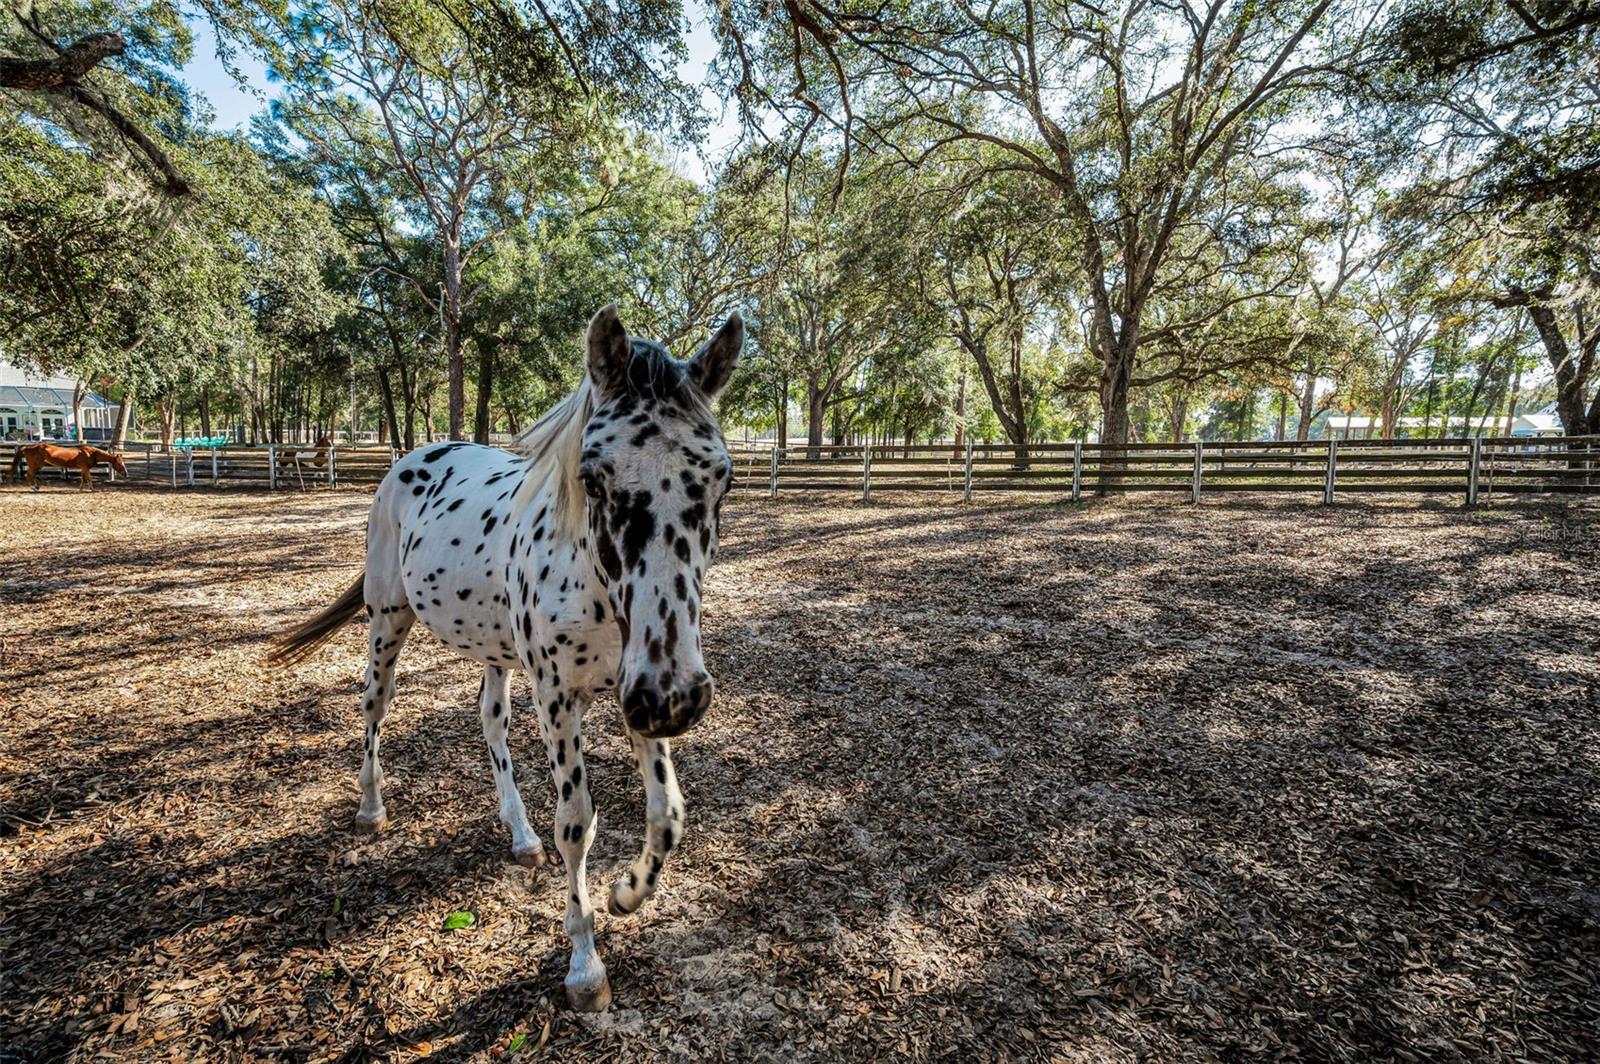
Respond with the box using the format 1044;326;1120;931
9;443;128;490
276;434;334;487
270;306;743;1011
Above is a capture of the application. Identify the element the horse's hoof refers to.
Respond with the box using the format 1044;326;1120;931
354;810;388;832
513;844;548;868
565;977;612;1012
607;883;637;917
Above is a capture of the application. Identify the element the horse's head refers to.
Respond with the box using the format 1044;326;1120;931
100;448;128;476
579;305;742;738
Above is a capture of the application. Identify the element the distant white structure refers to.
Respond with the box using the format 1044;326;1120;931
0;359;123;441
1323;409;1567;439
1323;414;1382;438
1511;405;1564;437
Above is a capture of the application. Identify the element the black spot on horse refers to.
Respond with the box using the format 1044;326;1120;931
423;443;465;463
614;490;656;566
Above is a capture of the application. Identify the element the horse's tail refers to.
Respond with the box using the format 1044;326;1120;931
268;570;367;667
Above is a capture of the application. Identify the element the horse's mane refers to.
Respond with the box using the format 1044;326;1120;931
511;377;595;542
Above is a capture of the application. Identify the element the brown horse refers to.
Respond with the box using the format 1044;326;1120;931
9;443;129;490
276;434;334;488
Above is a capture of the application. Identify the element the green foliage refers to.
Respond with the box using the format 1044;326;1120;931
5;0;1596;447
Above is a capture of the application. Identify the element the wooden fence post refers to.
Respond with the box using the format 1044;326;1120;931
962;437;974;503
329;445;338;489
210;447;219;485
862;440;872;502
1071;441;1083;502
268;444;277;490
185;448;195;487
769;445;779;498
1323;439;1337;504
1467;436;1481;506
1191;441;1203;503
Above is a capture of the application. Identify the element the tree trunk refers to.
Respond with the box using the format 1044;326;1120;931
1296;364;1316;441
966;338;1030;462
473;336;496;444
1526;301;1596;435
200;387;212;438
1503;362;1522;436
444;237;466;440
1170;392;1188;444
71;379;87;441
397;359;417;451
1098;343;1133;446
156;398;175;450
806;380;825;459
377;366;400;448
953;364;966;458
1007;334;1028;465
775;375;788;451
111;385;134;448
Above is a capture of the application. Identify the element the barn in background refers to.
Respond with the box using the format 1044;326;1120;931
0;361;126;441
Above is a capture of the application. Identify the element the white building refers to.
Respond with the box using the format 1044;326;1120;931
0;360;124;441
1510;408;1565;437
1323;409;1568;439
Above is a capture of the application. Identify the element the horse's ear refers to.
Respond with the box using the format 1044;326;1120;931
690;311;743;398
586;304;631;396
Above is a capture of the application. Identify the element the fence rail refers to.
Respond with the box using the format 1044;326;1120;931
749;436;1600;503
5;437;1598;503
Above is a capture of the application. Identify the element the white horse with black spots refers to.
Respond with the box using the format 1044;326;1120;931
271;305;742;1010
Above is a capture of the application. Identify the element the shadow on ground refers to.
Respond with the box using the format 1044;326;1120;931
2;491;1597;1061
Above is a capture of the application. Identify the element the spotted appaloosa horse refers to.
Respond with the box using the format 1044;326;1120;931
271;306;742;1011
9;443;127;490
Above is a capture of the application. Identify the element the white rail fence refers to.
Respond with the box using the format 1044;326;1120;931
5;436;1598;503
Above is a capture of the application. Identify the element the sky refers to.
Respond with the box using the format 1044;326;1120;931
178;4;741;184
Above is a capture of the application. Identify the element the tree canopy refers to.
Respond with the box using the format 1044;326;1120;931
2;0;1595;447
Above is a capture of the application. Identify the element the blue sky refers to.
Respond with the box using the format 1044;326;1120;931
179;6;740;183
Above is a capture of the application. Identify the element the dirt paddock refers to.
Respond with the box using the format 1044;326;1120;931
2;486;1598;1062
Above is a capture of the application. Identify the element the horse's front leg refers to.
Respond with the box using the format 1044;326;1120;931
608;732;684;917
536;679;609;1011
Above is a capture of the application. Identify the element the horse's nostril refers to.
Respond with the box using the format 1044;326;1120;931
687;681;714;714
623;686;664;731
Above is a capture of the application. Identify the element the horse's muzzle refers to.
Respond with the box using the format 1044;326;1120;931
623;676;714;738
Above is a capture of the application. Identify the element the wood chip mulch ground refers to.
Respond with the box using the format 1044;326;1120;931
2;484;1598;1062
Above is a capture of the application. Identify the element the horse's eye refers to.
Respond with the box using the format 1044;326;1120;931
581;472;604;499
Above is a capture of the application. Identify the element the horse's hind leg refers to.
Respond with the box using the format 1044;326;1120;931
356;602;413;831
478;665;547;866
